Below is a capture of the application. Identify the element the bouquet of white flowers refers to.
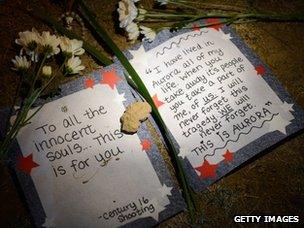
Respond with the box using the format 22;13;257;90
117;0;304;43
0;29;86;158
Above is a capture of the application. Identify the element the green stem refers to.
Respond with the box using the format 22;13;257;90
144;11;304;22
29;54;47;95
145;13;200;18
59;56;67;74
0;57;68;158
167;0;199;11
168;0;246;12
0;89;41;158
76;0;196;222
237;12;304;21
3;72;24;140
2;55;49;157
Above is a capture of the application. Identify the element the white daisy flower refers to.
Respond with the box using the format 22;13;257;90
42;66;52;77
125;22;140;42
15;28;40;52
19;47;39;62
16;28;40;61
65;16;74;30
157;0;168;5
117;0;138;28
39;31;60;57
65;56;85;74
60;37;85;57
140;26;156;42
11;55;31;72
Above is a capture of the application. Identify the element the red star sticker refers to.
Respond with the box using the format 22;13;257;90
205;18;222;31
85;78;95;89
195;159;218;179
100;69;121;89
141;139;152;151
255;65;266;76
223;150;234;163
152;94;164;109
17;154;39;174
192;23;201;32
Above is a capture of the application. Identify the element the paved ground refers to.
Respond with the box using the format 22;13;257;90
0;0;303;226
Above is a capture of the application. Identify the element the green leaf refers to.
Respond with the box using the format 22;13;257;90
75;0;197;221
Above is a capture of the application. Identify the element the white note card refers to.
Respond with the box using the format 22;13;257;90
16;84;174;227
130;28;295;179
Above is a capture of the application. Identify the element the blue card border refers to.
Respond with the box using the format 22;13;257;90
122;22;304;192
0;64;185;227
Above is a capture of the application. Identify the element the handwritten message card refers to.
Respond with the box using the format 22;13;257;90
129;25;304;191
10;68;184;227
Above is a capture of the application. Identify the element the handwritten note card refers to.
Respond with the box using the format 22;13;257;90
12;68;184;227
4;23;304;226
129;25;304;191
